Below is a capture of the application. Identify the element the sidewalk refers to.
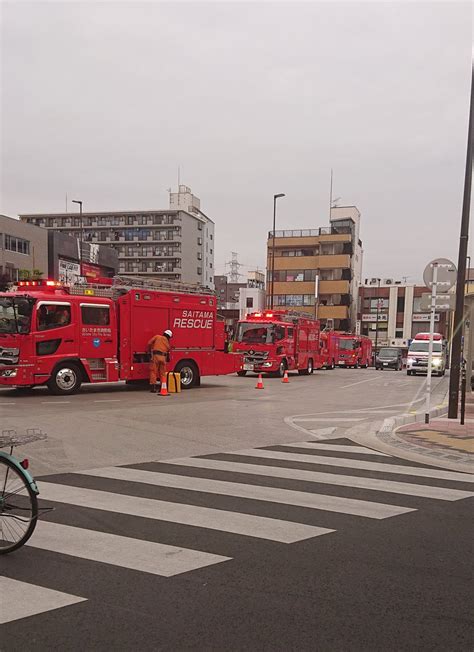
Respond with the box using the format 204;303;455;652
396;392;474;458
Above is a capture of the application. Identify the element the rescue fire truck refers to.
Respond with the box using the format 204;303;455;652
335;333;372;368
0;277;242;394
232;310;322;377
319;330;340;369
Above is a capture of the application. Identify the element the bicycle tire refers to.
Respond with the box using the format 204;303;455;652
0;457;38;555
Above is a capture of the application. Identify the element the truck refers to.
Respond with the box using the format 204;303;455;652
0;276;242;394
406;332;446;376
335;333;372;368
232;310;322;377
319;330;340;369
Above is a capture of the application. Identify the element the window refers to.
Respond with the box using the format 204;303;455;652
286;295;303;306
37;303;71;331
210;234;213;240
304;269;318;282
246;297;254;308
197;252;202;260
4;235;30;255
286;270;304;282
197;267;202;275
210;263;213;269
81;305;110;325
197;237;203;245
198;223;203;231
287;328;294;338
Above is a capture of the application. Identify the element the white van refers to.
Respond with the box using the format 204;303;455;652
406;333;446;376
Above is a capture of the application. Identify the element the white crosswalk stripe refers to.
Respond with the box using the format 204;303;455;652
0;577;86;625
27;520;231;576
4;439;472;624
155;458;474;501
76;466;415;519
279;442;390;456
224;448;474;483
38;481;332;543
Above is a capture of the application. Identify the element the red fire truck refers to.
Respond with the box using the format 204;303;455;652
319;330;340;369
232;310;322;377
335;333;372;368
0;277;241;394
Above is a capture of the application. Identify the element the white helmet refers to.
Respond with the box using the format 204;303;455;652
164;329;173;338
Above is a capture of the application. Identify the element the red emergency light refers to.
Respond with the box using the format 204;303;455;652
265;312;273;318
18;279;62;289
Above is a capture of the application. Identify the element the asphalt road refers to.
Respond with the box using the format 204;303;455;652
1;369;472;651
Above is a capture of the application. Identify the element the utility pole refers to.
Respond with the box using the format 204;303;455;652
424;263;438;424
374;278;381;364
448;59;473;418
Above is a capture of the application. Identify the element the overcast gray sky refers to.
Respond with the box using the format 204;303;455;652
1;1;472;281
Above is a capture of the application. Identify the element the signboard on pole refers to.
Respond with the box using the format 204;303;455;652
58;259;81;284
423;258;456;291
420;293;455;311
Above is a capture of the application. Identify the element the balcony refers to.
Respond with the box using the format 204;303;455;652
318;254;351;269
273;281;315;294
317;305;349;320
318;280;350;295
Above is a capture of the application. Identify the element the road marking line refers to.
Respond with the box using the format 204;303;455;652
77;467;414;520
281;442;389;456
40;401;71;404
228;449;474;484
339;377;383;389
0;577;86;625
93;399;122;403
27;521;230;576
38;482;329;543
0;402;17;405
159;458;473;502
292;418;365;422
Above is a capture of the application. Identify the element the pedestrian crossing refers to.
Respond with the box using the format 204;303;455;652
2;438;473;625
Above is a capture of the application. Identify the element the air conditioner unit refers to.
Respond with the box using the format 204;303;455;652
369;278;378;285
384;279;393;285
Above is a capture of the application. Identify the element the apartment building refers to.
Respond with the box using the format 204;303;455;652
0;214;48;282
266;206;363;330
20;186;215;289
358;278;451;348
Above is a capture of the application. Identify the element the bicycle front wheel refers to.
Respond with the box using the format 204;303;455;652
0;457;38;554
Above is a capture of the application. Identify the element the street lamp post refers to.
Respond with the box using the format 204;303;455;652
374;278;381;365
72;200;83;273
270;193;285;310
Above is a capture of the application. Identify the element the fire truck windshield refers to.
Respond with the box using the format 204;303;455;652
339;339;357;350
236;323;284;344
0;297;34;334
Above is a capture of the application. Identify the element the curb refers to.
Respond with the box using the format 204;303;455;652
345;404;472;473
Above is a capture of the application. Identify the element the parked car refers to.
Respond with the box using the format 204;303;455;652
375;347;403;371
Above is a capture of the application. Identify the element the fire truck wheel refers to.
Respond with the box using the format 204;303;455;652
299;359;314;376
175;360;199;389
237;371;247;377
48;364;83;395
276;361;287;378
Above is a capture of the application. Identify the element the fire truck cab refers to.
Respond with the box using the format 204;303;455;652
336;333;372;368
233;310;321;377
0;277;241;394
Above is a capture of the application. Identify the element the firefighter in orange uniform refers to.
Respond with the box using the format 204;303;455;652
148;329;173;392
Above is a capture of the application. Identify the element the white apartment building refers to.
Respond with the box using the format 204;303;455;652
20;186;215;289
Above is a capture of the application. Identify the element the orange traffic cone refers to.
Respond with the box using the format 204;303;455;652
159;378;170;396
255;374;264;390
282;370;289;384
